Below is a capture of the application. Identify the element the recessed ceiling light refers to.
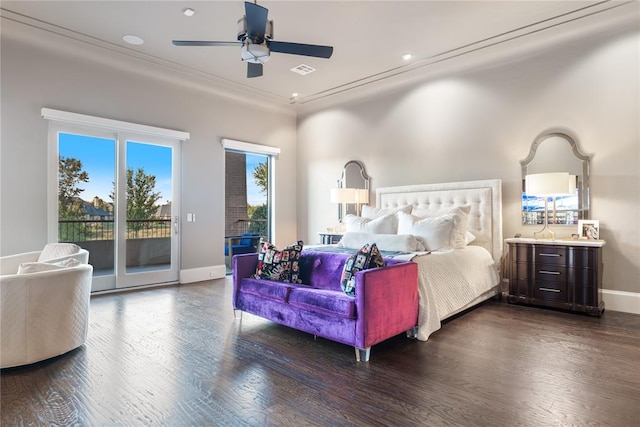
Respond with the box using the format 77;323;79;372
402;53;413;61
183;8;195;17
123;34;144;45
291;93;299;98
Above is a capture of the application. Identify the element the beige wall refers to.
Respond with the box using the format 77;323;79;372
297;23;639;295
0;27;298;273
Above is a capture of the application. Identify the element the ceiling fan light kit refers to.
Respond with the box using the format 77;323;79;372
173;1;333;78
241;42;270;64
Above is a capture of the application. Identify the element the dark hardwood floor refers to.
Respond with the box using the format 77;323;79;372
2;277;639;426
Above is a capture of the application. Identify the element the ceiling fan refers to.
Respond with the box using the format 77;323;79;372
172;1;334;78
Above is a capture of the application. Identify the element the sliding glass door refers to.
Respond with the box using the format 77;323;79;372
52;125;180;291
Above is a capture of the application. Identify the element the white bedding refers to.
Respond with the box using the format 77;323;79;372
393;245;500;341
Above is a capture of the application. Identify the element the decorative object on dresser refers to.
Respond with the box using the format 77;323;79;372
578;219;600;240
506;238;605;316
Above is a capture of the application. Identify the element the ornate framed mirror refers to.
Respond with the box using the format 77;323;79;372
336;160;370;221
521;129;591;226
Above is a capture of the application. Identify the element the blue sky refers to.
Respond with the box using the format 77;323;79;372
59;132;266;206
59;133;172;203
246;153;267;206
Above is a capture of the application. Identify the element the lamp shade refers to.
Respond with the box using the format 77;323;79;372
568;174;577;194
355;188;369;204
330;188;357;203
526;172;571;196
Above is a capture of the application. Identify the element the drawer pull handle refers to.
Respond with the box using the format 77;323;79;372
539;287;561;293
539;253;561;257
539;270;561;275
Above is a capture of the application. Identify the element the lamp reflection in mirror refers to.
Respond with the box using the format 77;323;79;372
331;188;369;218
525;172;571;240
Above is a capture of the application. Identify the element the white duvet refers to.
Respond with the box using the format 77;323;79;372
394;245;500;341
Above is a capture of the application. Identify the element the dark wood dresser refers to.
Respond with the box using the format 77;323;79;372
506;238;605;316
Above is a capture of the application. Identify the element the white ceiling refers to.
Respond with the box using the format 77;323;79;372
1;1;636;110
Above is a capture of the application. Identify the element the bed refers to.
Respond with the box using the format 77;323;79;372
310;179;503;341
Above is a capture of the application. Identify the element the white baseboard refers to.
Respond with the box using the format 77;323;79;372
180;265;227;284
602;289;640;315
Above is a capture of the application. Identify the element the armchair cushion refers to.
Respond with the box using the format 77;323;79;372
37;243;81;262
17;258;81;275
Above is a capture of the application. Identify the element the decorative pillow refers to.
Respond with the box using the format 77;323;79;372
361;204;412;219
466;231;476;245
344;214;397;234
410;206;471;249
17;258;81;274
254;240;303;283
397;212;456;251
340;243;385;296
37;243;81;262
338;232;426;252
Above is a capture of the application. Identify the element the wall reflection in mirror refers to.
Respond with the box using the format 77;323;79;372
521;130;590;226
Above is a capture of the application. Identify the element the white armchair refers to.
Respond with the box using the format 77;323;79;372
1;244;92;368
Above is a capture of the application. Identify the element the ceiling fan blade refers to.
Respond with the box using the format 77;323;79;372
172;40;240;47
244;1;268;40
247;62;263;78
268;41;333;59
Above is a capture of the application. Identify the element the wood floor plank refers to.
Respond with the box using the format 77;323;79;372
2;277;639;426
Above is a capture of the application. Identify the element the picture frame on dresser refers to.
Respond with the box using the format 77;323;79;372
578;219;599;240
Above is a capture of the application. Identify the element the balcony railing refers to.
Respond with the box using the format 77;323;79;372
234;218;267;235
58;219;171;242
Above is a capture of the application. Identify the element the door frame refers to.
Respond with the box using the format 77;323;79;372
44;108;189;291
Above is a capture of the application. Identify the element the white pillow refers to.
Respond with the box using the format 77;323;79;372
344;214;398;234
17;258;80;274
466;231;476;245
397;212;456;251
37;243;81;262
361;204;412;219
338;232;426;252
410;206;471;249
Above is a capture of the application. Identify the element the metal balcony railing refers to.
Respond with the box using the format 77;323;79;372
58;219;171;242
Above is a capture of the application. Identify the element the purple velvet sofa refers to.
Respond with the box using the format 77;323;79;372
232;251;419;362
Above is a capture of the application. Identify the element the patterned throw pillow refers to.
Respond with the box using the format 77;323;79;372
340;243;385;296
254;240;304;283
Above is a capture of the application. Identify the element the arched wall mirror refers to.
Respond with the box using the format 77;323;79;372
521;130;591;226
336;160;370;221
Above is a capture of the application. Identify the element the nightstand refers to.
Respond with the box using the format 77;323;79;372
318;232;343;245
506;238;605;316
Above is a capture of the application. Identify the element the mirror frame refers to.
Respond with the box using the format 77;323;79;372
520;129;591;225
337;160;370;221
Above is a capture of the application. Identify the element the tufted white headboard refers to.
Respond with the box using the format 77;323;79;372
376;179;503;265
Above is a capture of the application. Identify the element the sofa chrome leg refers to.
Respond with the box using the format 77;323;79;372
233;309;242;320
406;326;419;339
355;347;371;362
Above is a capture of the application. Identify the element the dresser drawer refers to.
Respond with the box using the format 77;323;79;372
534;282;568;302
535;265;567;283
535;246;567;266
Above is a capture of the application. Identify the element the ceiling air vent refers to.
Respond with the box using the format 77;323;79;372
290;64;316;75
